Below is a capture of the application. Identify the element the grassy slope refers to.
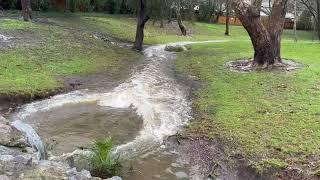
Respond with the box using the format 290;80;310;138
2;12;320;174
174;32;320;174
0;14;140;95
84;13;320;174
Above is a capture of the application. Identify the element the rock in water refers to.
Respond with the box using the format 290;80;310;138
0;117;29;148
165;45;187;52
23;161;94;180
0;175;10;180
0;116;106;180
0;145;34;176
107;176;122;180
175;171;189;179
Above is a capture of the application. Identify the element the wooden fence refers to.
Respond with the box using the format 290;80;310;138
218;16;294;29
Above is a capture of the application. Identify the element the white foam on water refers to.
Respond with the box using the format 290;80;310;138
0;34;13;42
10;40;225;158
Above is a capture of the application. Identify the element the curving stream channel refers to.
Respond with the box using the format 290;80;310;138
9;41;223;179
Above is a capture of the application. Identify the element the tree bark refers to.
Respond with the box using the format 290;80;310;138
267;0;288;62
233;0;288;66
293;0;298;42
133;0;149;51
317;0;320;40
160;17;164;28
176;0;187;36
21;0;32;21
225;0;230;36
160;2;164;28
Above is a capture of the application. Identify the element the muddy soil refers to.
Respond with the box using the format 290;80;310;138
226;59;303;73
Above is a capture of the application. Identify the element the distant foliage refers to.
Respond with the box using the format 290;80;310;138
91;0;107;11
297;10;313;31
65;0;135;13
0;0;51;11
0;0;18;9
106;0;116;14
32;0;51;11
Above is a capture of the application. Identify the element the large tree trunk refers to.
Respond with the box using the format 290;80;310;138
21;0;32;21
233;0;287;66
240;12;275;65
267;0;288;62
133;0;149;51
176;0;187;36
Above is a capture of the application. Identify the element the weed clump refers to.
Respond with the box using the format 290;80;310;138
88;137;121;179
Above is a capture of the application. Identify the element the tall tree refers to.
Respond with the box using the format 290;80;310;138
133;0;150;51
176;0;187;36
225;0;230;35
294;0;298;42
232;0;289;66
21;0;32;21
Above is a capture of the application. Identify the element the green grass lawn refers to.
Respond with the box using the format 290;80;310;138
176;40;320;174
0;14;140;95
1;11;320;175
79;13;315;44
76;12;320;174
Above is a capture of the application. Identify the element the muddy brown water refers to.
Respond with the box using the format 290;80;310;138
21;101;143;155
121;149;190;180
9;41;225;179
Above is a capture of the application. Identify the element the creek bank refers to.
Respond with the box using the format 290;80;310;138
0;47;142;116
0;18;143;117
164;135;306;180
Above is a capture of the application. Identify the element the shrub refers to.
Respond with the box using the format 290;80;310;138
88;137;121;178
91;0;107;12
0;0;19;9
32;0;52;11
297;10;313;31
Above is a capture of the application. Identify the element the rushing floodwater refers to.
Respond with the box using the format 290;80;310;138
9;41;224;178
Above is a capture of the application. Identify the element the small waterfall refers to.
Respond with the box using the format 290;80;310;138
11;120;47;160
